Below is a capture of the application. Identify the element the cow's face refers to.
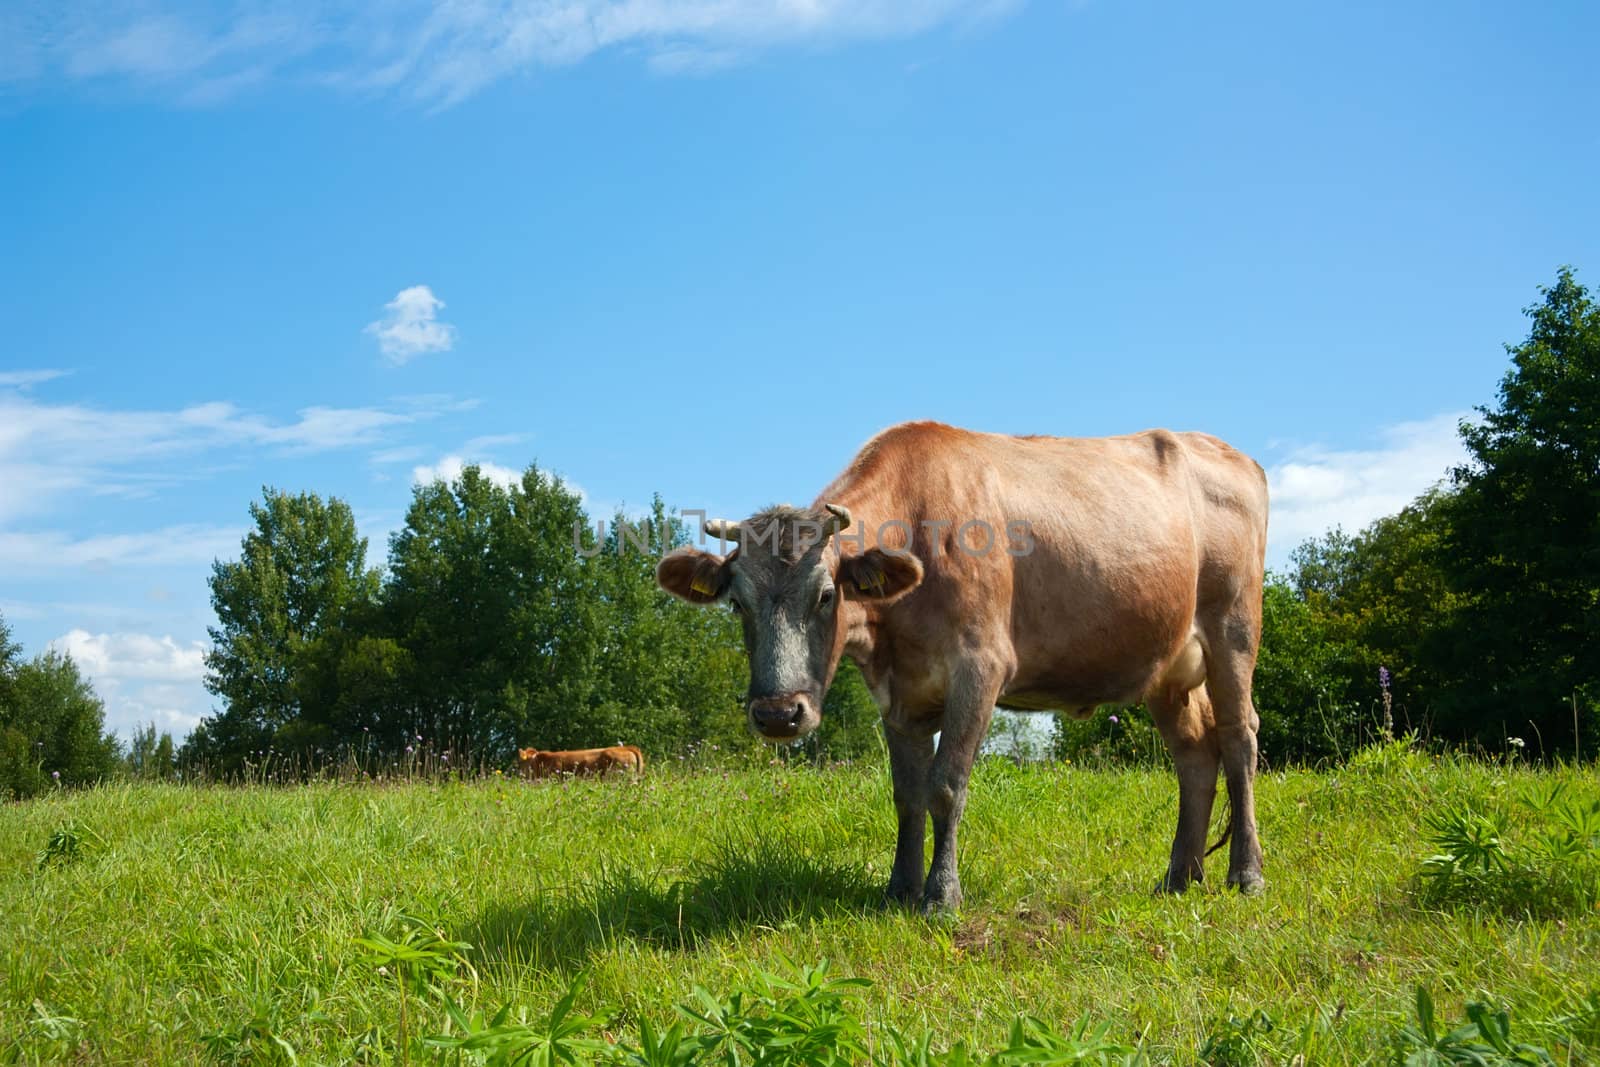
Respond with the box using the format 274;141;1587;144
656;505;922;742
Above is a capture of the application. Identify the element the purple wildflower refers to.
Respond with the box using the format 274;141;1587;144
51;770;61;781
1109;715;1120;724
405;745;414;755
1378;666;1392;691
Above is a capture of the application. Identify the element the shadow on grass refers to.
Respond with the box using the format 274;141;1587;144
463;837;882;970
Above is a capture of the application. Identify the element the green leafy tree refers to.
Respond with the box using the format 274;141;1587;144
192;488;380;768
1273;490;1458;756
0;609;19;718
1252;574;1373;763
1434;268;1600;753
0;648;121;799
126;722;177;780
578;500;748;756
382;465;597;761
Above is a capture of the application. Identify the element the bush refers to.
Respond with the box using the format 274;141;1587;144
1413;784;1600;918
0;649;121;800
1050;705;1161;767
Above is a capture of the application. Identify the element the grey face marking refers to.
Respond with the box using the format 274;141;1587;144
724;508;841;742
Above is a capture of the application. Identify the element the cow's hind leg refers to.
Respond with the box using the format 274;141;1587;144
1201;609;1266;893
884;727;935;906
1149;684;1220;893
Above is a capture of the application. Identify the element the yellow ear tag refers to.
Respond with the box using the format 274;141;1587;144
857;568;887;594
690;576;717;596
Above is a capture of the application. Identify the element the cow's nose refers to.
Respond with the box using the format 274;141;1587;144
749;695;807;737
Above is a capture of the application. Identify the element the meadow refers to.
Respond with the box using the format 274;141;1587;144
2;745;1597;1064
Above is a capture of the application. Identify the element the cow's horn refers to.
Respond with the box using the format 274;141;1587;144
704;517;741;542
823;503;852;535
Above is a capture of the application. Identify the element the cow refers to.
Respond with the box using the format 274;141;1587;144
655;420;1268;914
517;745;645;779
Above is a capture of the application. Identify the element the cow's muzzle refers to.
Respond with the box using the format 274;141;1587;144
747;692;819;742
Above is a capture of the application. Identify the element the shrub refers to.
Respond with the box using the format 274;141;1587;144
1414;786;1600;918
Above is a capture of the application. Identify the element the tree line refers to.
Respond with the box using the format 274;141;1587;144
4;268;1596;797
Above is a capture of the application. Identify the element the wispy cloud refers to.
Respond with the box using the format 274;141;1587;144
0;389;462;522
6;1;1019;106
50;628;211;738
366;285;457;364
0;525;244;573
1265;412;1469;562
0;368;71;388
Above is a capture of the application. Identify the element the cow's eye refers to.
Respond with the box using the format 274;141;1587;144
818;588;834;609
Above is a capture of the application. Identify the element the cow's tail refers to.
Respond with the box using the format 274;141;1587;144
1203;819;1228;857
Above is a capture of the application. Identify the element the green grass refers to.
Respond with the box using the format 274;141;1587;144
2;749;1597;1064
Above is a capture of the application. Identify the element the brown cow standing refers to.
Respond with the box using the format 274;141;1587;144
656;421;1268;913
518;745;645;779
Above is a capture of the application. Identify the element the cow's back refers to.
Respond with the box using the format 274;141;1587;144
830;423;1267;715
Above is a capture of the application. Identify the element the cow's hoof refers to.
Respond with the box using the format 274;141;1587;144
882;879;921;907
1228;871;1266;895
1154;872;1196;896
919;879;961;916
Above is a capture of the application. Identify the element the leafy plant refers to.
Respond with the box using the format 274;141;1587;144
677;957;871;1067
201;996;313;1065
353;912;476;1065
36;820;105;869
1390;986;1554;1066
1416;791;1599;916
989;1015;1146;1066
1198;1010;1275;1067
428;975;610;1067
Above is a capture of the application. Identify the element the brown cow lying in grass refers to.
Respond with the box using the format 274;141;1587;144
517;745;645;779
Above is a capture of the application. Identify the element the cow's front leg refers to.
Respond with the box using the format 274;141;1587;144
884;727;935;905
921;667;999;914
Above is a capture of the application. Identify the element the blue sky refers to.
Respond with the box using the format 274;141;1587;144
2;0;1597;739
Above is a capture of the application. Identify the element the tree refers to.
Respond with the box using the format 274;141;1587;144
193;488;379;768
1271;489;1459;754
578;499;749;756
127;722;177;780
1434;267;1600;753
1251;574;1373;763
1;648;121;799
0;609;19;718
382;465;598;761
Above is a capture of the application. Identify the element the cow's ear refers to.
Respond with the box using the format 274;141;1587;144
839;548;923;603
656;547;732;605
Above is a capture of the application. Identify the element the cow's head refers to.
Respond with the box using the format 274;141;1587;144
656;503;923;742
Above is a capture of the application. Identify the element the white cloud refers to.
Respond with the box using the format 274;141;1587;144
1265;412;1470;562
0;368;70;388
54;629;206;682
366;285;456;364
412;454;523;490
49;628;212;739
6;1;1019;105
